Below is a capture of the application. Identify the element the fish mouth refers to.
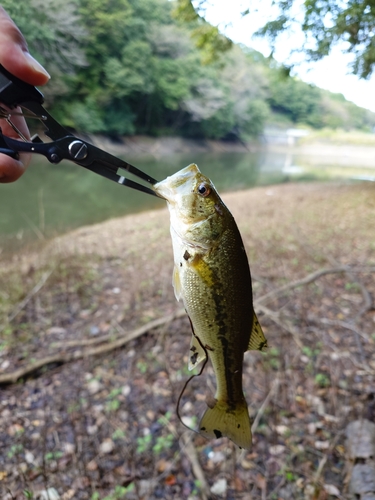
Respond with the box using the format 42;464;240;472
153;164;200;201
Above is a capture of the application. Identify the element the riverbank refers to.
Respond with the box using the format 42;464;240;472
1;181;375;498
91;133;375;168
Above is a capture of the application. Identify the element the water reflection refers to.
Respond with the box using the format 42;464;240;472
0;148;373;251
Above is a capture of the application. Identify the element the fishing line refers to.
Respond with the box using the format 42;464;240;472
176;317;208;434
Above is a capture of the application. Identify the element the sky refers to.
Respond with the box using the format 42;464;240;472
199;0;375;112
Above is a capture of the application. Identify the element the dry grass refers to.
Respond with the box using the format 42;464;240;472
0;181;375;499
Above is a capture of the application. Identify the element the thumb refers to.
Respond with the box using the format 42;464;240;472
0;6;50;86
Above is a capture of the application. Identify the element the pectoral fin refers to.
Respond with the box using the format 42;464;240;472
247;312;268;351
172;265;182;301
188;334;207;371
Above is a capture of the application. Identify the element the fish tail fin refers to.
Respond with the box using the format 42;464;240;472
199;399;252;450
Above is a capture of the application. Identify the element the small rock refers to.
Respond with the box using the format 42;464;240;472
307;422;317;434
99;438;115;454
19;462;28;473
275;425;289;435
89;325;100;336
304;484;315;498
210;478;227;495
87;425;98;435
87;379;102;395
122;385;131;396
306;395;325;415
138;479;157;497
1;360;10;371
63;443;75;455
25;451;35;464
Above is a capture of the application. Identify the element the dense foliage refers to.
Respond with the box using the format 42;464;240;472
3;0;375;138
178;0;375;79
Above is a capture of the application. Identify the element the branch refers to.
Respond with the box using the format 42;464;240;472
255;266;375;305
180;432;210;500
256;303;304;350
0;309;186;385
251;377;280;435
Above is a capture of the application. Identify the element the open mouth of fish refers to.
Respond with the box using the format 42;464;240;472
153;164;199;202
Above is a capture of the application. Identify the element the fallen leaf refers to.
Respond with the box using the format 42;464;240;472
164;474;177;486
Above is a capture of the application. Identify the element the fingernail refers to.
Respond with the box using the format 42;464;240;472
24;52;51;79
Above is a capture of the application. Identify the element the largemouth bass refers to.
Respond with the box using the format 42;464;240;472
153;164;267;449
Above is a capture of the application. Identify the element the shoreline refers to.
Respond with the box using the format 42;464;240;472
89;134;375;168
1;180;373;269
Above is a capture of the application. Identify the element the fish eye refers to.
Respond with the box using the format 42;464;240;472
197;183;211;197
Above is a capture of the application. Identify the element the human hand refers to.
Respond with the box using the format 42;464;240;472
0;6;50;183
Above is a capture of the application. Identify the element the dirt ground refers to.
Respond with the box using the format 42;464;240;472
0;181;375;499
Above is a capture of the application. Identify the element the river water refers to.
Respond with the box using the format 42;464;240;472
1;147;374;252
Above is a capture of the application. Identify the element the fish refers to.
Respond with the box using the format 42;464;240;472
153;163;267;450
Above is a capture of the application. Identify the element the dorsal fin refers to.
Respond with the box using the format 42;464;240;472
247;312;268;351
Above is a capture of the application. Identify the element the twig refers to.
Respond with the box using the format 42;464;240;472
256;304;304;350
180;432;210;500
326;256;374;363
255;266;353;305
312;431;344;487
51;309;186;348
319;317;371;342
0;309;186;385
0;269;54;333
251;378;280;435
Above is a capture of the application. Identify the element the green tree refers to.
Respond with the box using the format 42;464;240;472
1;0;86;101
5;0;375;137
268;72;323;127
176;0;375;79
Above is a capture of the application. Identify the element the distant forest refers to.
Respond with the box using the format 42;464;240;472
4;0;375;140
